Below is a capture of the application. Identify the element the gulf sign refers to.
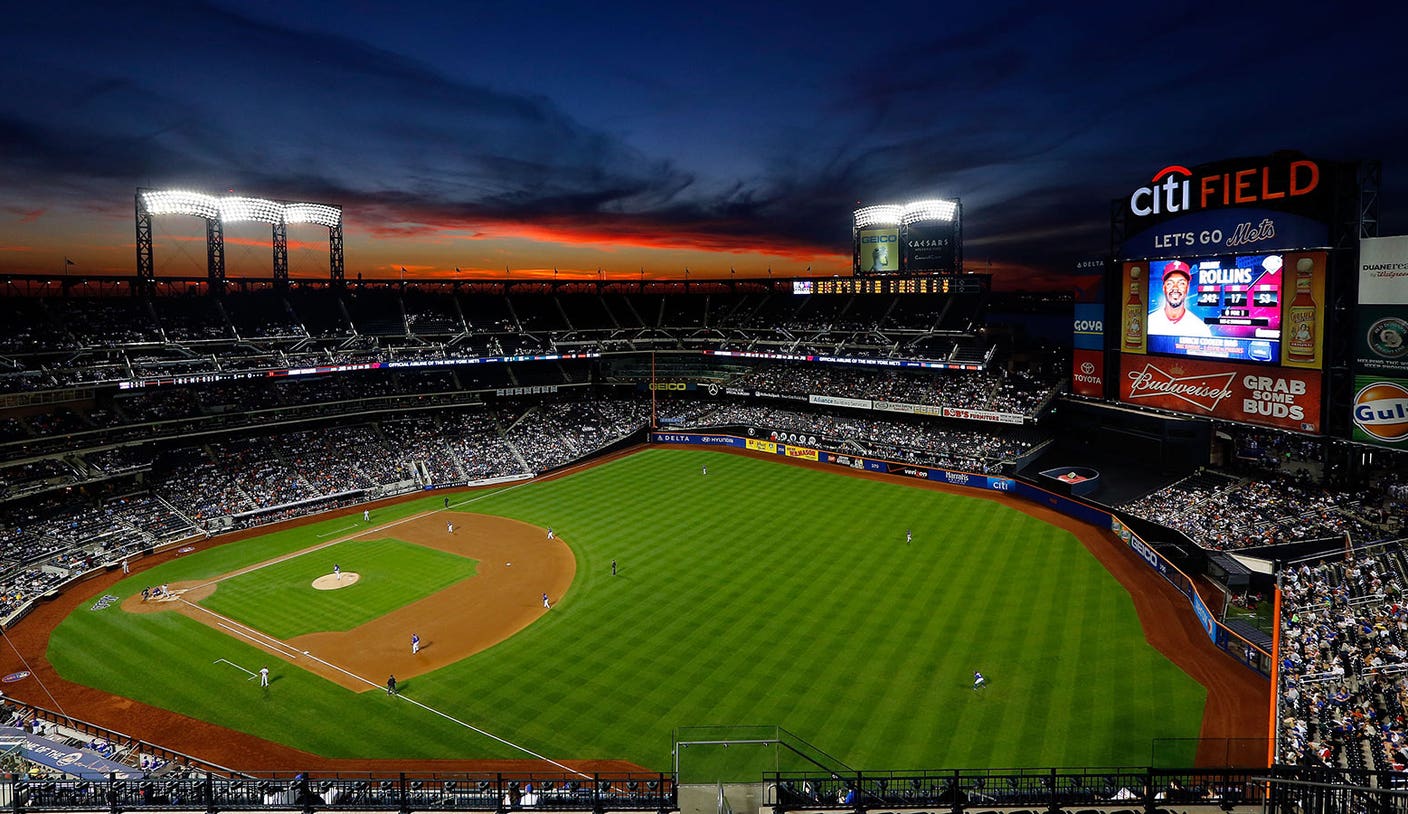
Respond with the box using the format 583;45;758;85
1353;379;1408;447
1119;355;1322;433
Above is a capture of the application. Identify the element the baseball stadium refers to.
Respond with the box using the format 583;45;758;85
0;152;1403;814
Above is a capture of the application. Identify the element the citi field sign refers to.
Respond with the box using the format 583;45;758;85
1129;160;1320;218
1353;380;1408;446
1120;154;1336;259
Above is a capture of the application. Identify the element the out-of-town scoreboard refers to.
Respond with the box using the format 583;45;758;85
795;275;986;295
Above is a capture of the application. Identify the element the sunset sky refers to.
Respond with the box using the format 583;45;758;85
2;1;1405;290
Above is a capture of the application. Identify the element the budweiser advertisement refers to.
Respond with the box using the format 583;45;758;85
1120;356;1322;433
1072;348;1105;397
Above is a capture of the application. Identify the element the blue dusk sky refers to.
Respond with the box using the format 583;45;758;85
1;0;1404;289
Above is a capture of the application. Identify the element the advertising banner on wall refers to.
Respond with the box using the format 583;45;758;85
1072;348;1105;397
1357;237;1408;377
1352;377;1408;448
902;220;958;273
1119;355;1322;433
1359;236;1408;305
1073;303;1104;351
1357;306;1408;375
857;227;900;273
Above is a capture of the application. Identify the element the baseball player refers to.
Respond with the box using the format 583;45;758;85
259;667;269;687
973;671;987;691
542;593;551;609
334;563;341;581
412;633;420;654
363;509;370;522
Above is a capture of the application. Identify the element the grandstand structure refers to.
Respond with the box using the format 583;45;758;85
0;265;1403;811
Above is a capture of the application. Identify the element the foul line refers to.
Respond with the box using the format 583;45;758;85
177;590;583;775
393;693;588;778
187;479;536;593
317;524;359;538
214;621;301;659
173;480;571;768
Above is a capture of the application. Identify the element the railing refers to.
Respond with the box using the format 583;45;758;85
7;772;675;813
767;767;1266;811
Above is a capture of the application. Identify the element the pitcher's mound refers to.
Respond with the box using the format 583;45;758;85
313;573;360;590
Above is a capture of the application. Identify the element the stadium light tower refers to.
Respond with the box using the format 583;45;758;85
900;198;962;274
851;199;962;275
135;189;344;289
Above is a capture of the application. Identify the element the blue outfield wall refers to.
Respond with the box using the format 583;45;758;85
650;431;1271;677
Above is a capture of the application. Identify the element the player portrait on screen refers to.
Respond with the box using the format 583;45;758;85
1148;261;1212;338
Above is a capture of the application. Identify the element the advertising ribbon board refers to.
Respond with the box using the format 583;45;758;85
1119;356;1322;433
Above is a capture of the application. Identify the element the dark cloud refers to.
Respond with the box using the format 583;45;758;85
1;0;1406;282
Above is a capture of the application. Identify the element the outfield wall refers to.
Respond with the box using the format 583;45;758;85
650;432;1271;678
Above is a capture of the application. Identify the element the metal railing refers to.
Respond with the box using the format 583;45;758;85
8;771;675;813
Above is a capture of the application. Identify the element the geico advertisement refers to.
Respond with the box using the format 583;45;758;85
858;228;899;272
1119;355;1322;433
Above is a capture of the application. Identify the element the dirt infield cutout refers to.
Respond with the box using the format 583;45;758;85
119;512;574;692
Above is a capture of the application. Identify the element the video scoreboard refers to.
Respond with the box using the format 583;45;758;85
794;275;985;295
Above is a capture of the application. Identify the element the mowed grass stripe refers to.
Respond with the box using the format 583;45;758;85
50;448;1205;769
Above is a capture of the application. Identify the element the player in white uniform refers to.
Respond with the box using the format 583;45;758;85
1148;261;1211;337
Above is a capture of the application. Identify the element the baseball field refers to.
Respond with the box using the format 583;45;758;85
37;447;1223;771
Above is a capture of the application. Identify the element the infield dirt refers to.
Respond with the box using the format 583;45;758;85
122;513;573;691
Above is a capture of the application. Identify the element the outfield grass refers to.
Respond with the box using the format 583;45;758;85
200;538;478;638
48;448;1205;770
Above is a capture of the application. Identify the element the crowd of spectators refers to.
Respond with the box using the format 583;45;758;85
1277;547;1408;773
670;402;1037;473
730;363;1060;417
381;411;522;484
0;400;651;625
0;458;76;498
505;399;649;472
1120;472;1395;551
0;287;1002;393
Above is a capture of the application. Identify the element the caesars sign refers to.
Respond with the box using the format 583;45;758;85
1120;154;1335;259
1119;356;1322;433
